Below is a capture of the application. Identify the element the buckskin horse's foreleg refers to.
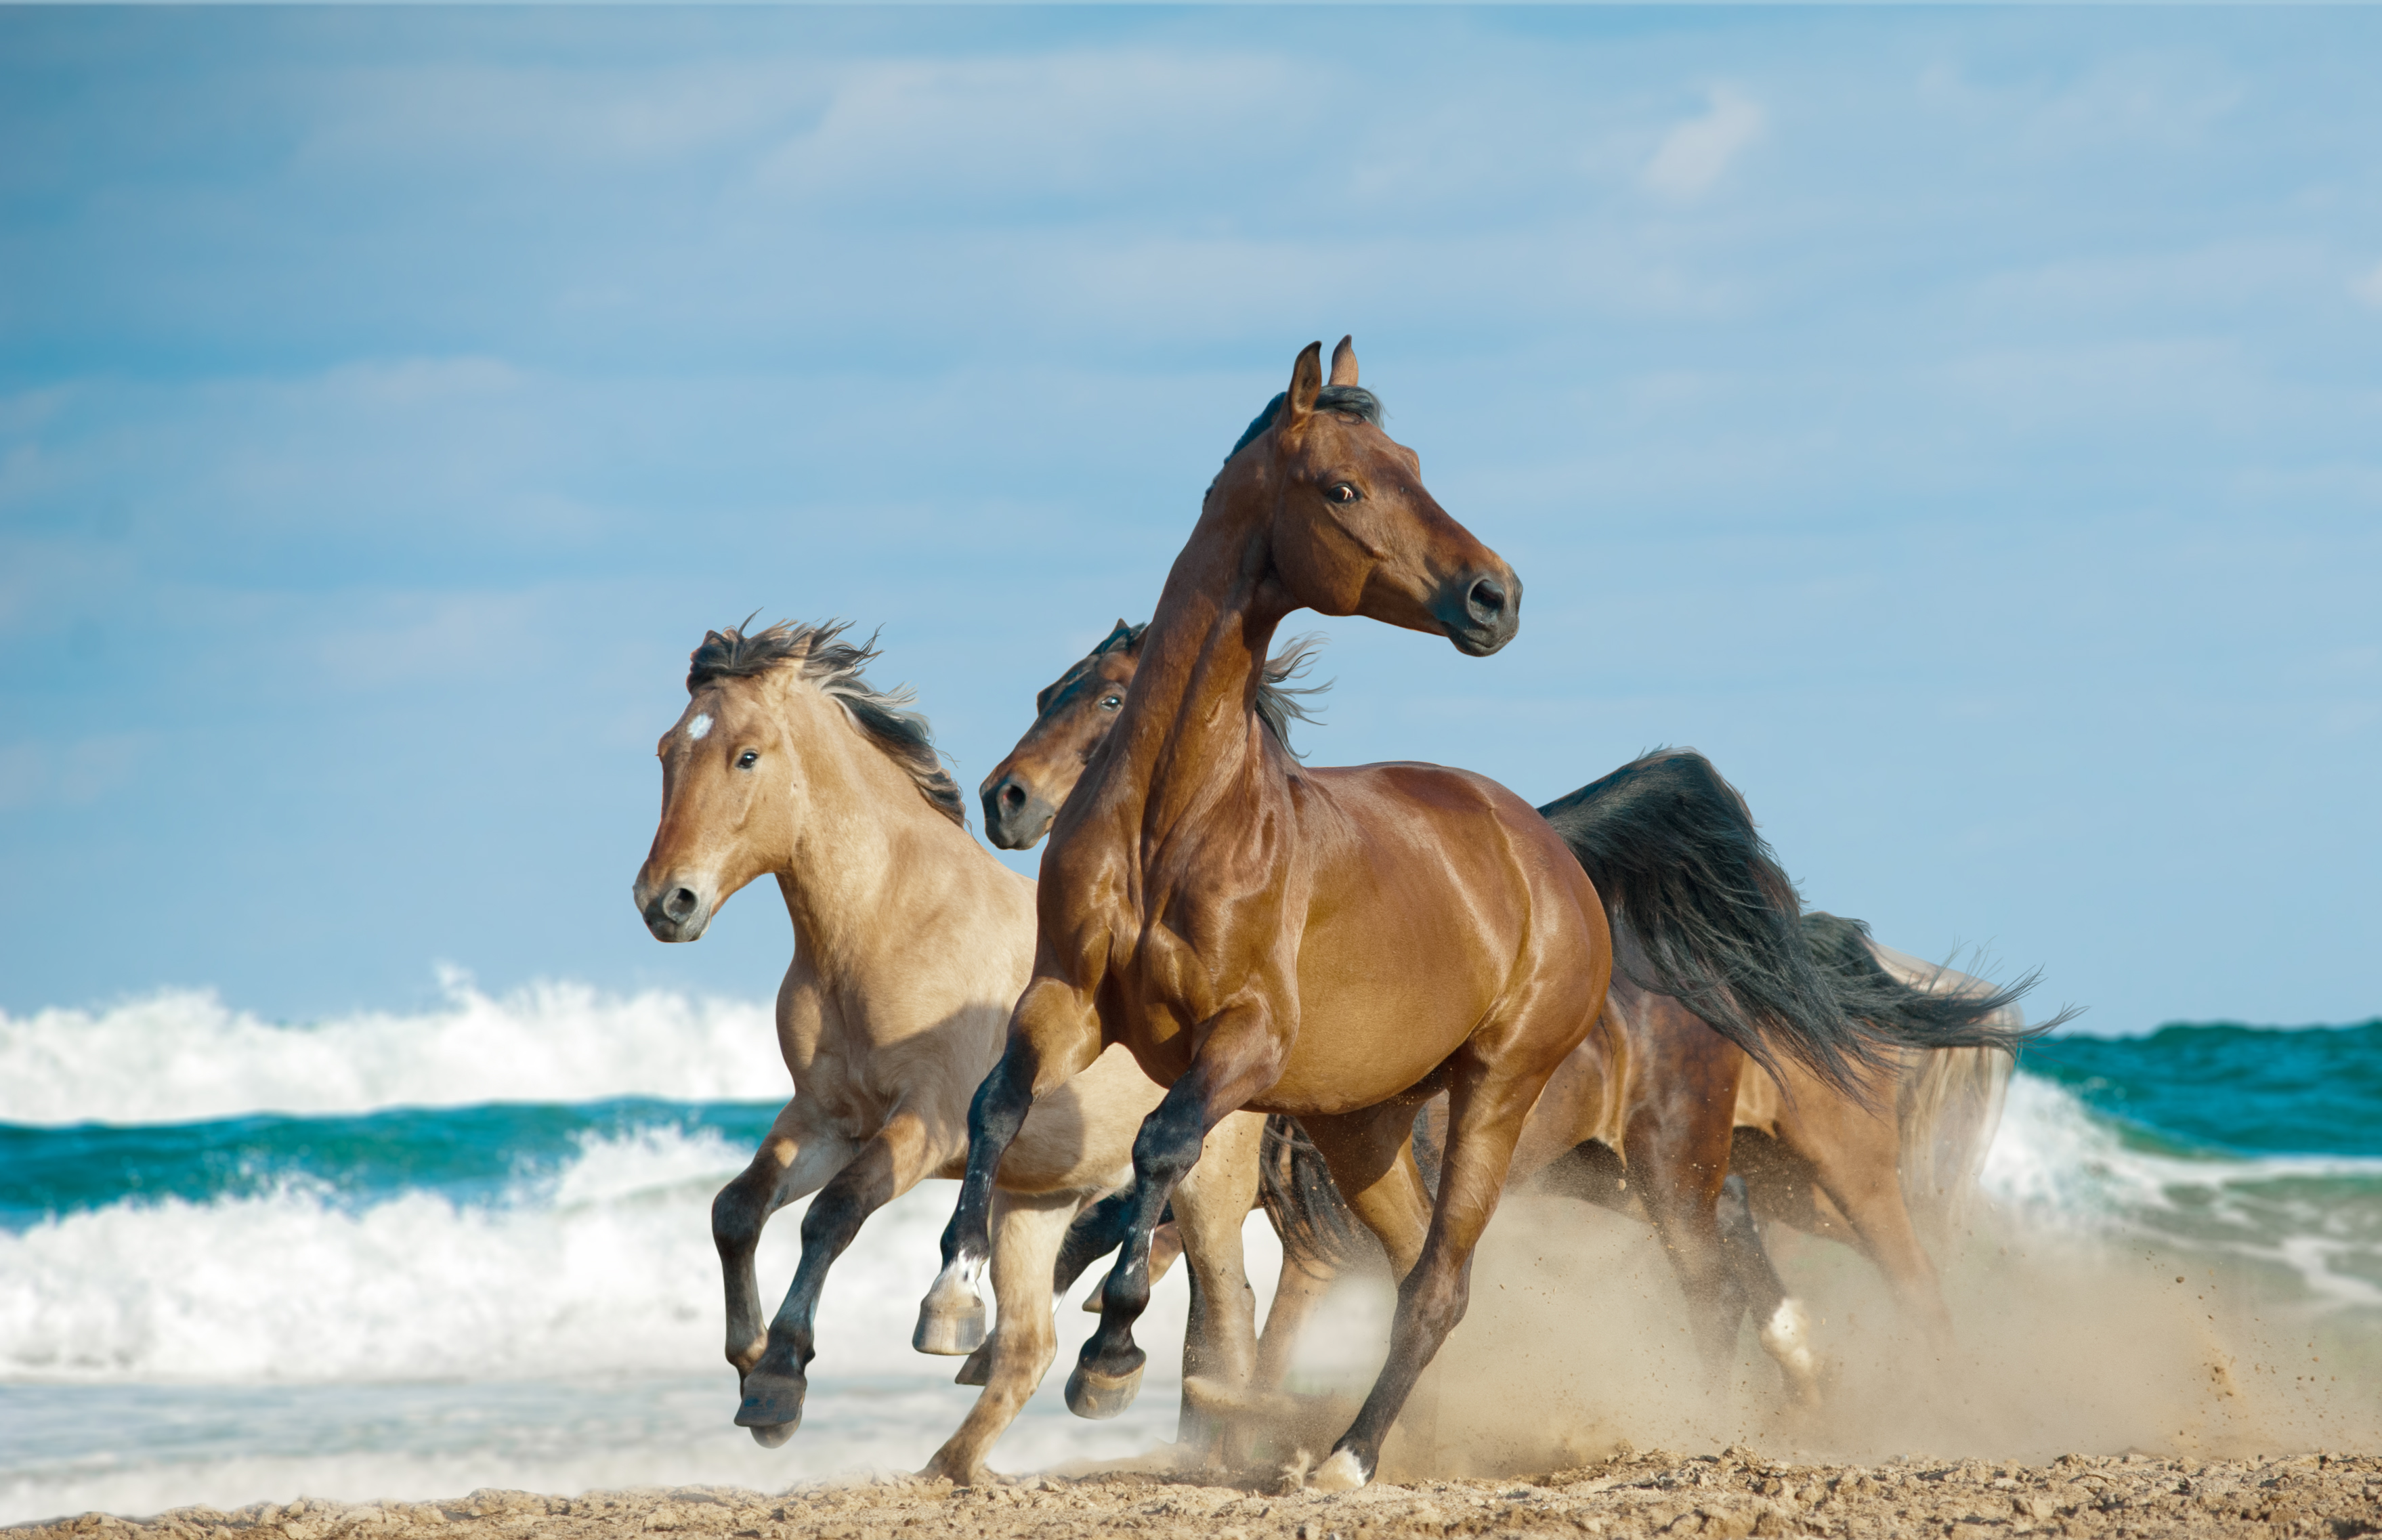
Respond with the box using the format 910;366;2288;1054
1167;1112;1264;1463
1069;1004;1283;1421
919;1186;1082;1486
714;1096;857;1441
1313;1055;1544;1492
922;978;1103;1356
736;1105;943;1438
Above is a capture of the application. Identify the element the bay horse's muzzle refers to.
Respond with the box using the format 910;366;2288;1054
1433;568;1522;656
980;773;1056;851
638;880;713;943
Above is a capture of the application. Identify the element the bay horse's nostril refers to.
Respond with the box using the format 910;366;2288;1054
1466;576;1508;623
664;887;700;922
1000;783;1027;813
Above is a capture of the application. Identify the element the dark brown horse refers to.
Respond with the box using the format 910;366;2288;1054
981;626;2039;1407
924;339;1934;1490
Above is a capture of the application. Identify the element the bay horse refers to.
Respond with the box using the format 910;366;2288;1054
631;620;1276;1484
980;624;2038;1407
924;339;1947;1491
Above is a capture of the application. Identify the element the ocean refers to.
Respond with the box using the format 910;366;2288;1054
3;979;2379;1523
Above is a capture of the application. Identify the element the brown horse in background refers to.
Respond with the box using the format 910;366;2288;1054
981;623;2038;1407
924;339;1946;1491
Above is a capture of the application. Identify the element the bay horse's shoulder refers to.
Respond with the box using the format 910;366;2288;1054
1306;758;1540;815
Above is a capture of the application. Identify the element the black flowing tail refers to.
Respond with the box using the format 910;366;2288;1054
1256;1114;1379;1278
1536;749;2047;1098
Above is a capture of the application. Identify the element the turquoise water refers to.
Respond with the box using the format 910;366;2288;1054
1;985;2378;1520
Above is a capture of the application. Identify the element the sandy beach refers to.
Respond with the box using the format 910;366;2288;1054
15;1449;2380;1540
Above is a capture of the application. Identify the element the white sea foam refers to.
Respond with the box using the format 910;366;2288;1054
1981;1072;2382;1308
0;974;784;1126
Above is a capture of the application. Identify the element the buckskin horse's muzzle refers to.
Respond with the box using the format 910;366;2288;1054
637;876;714;942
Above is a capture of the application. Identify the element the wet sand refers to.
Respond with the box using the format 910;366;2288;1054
14;1449;2379;1540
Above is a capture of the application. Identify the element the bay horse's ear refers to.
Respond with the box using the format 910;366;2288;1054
1283;341;1325;430
1328;335;1359;387
1098;618;1134;654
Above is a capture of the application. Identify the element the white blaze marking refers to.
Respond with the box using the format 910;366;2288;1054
687;712;713;741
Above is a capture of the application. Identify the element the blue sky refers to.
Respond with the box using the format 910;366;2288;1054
2;7;2377;1032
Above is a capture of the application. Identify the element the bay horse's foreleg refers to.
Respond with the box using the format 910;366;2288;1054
1627;1107;1747;1386
1068;1008;1284;1421
922;977;1103;1354
918;1187;1081;1486
713;1097;855;1386
736;1105;943;1438
1313;1060;1542;1492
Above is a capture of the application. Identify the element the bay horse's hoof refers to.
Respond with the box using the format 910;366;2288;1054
953;1338;996;1386
1065;1357;1145;1419
914;1281;987;1355
1309;1449;1368;1493
735;1370;807;1434
748;1421;796;1449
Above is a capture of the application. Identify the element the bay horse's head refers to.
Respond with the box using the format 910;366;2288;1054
634;619;964;941
980;622;1328;850
1235;337;1520;656
978;619;1143;849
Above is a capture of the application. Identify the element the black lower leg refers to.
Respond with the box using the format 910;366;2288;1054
937;1054;1035;1273
1076;1080;1208;1388
1715;1173;1789;1321
1331;1250;1472;1480
736;1155;895;1430
1052;1194;1176;1296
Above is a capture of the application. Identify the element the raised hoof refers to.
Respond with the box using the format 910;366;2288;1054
734;1370;807;1433
953;1338;996;1387
914;1291;987;1356
748;1420;796;1449
1065;1358;1145;1419
1309;1448;1369;1493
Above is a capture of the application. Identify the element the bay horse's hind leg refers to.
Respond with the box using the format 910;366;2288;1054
1714;1174;1823;1406
1311;1055;1546;1493
737;1105;943;1438
1069;1004;1284;1420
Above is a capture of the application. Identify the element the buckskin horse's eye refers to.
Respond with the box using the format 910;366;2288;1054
737;750;759;769
1326;482;1360;504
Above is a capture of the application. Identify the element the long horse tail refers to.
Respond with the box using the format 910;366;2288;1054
1256;1115;1378;1278
1800;911;2045;1233
1536;750;2047;1098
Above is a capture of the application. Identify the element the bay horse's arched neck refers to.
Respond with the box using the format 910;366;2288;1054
1105;450;1296;834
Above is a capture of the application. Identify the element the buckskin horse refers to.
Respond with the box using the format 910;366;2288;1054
980;622;2039;1409
633;620;1279;1483
921;339;1988;1491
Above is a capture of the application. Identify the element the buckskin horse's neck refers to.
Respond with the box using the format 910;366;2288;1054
1108;477;1285;840
768;689;979;981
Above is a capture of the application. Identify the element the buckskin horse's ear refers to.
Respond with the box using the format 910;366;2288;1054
1328;335;1359;387
1284;341;1325;430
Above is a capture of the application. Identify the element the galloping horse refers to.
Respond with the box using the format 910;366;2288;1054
631;620;1275;1484
923;339;1938;1491
980;624;2037;1406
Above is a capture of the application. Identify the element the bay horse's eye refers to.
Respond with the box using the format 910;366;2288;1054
737;750;759;769
1326;482;1360;505
1100;695;1122;710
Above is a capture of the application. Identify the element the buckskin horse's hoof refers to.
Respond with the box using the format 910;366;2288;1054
1065;1356;1145;1419
914;1281;987;1356
953;1337;996;1386
735;1370;807;1434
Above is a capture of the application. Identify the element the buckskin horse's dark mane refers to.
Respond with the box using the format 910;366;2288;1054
687;618;968;828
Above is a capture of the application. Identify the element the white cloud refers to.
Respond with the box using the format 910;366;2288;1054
2353;260;2382;309
1642;86;1766;201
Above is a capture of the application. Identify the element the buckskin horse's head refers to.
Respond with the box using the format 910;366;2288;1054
1242;337;1520;656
